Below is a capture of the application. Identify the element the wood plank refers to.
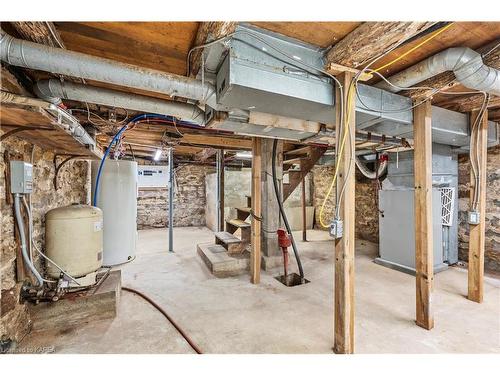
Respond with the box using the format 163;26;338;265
302;176;307;242
325;22;435;68
189;22;237;77
10;21;64;47
333;72;356;354
413;100;434;330
250;137;262;284
251;22;361;48
217;149;225;232
468;109;488;303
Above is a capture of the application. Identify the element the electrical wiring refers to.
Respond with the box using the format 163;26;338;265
372;23;454;74
186;29;345;133
318;23;455;228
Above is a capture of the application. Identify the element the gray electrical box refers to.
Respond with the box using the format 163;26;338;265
10;161;33;194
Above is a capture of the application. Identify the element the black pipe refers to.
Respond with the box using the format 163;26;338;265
271;139;304;279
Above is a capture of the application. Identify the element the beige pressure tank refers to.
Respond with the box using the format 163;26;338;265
45;204;103;279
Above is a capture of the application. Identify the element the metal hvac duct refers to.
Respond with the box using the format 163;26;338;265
377;47;500;96
0;31;215;102
34;79;205;125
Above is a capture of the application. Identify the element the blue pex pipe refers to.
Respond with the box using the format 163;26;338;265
92;113;200;207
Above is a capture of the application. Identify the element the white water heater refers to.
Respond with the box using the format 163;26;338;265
91;160;138;266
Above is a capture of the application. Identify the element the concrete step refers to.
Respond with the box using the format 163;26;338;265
215;231;246;254
197;243;249;278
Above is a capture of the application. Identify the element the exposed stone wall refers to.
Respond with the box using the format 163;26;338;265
137;164;213;229
1;136;90;345
311;165;336;230
457;145;500;273
311;165;379;242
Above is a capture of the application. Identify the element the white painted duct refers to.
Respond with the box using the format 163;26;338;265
377;47;500;96
0;31;215;102
34;79;205;125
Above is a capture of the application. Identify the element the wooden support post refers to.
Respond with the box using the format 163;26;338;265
301;176;307;242
250;138;262;284
216;149;225;232
468;109;488;303
333;72;356;354
413;100;434;330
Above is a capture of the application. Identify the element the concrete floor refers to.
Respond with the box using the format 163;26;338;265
21;227;500;353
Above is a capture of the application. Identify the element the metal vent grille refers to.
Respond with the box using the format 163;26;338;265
439;187;455;227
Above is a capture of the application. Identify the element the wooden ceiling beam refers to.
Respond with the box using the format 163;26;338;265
324;22;435;69
400;39;500;99
10;21;65;48
189;22;237;77
437;94;500;113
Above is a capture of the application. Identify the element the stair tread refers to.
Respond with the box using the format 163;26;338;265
236;207;251;213
284;146;311;156
226;219;251;228
215;231;242;244
283;157;307;165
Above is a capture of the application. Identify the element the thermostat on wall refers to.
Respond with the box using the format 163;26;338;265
137;165;169;188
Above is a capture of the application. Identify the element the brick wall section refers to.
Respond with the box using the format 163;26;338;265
137;164;213;229
311;165;379;242
457;145;500;272
1;136;90;344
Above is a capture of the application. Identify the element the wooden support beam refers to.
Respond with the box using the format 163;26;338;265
302;176;307;242
437;95;500;114
333;72;356;354
325;22;434;68
250;138;262;284
194;148;217;162
217;149;225;232
468;109;488;303
413;100;434;330
189;22;237;77
10;21;65;47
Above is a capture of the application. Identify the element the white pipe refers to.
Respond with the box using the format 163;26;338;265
378;47;500;96
14;193;44;287
0;31;215;102
34;79;205;125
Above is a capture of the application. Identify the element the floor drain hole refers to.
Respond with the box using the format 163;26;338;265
275;273;310;287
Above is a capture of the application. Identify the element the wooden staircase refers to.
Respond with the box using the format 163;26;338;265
197;144;326;277
282;145;326;201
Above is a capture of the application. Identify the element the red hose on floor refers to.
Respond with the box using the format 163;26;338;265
122;286;203;354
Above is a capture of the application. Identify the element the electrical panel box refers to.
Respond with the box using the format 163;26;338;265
10;161;33;194
137;165;169;188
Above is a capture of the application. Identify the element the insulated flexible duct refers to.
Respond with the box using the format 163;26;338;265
355;155;388;180
34;79;205;125
377;47;500;96
0;31;214;102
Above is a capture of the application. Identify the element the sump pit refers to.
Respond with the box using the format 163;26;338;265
275;273;310;287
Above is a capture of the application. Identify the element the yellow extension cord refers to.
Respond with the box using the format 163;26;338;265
317;22;455;228
318;81;356;228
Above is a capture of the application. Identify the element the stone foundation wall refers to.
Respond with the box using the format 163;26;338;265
311;165;379;242
457;145;500;273
137;164;213;229
1;136;90;345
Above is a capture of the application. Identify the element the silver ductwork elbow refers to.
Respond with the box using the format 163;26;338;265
34;79;205;125
378;47;500;96
1;30;215;102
